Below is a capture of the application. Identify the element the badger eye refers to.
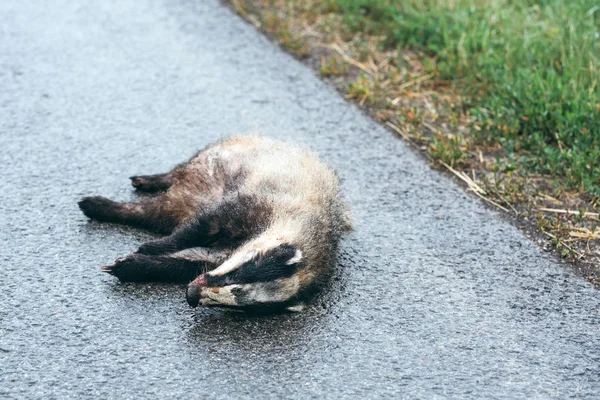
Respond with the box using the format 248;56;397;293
265;244;300;263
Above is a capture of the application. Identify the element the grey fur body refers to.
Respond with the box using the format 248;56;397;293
79;135;352;310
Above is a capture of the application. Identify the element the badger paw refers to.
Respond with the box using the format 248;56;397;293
78;196;119;221
101;255;148;282
130;176;152;190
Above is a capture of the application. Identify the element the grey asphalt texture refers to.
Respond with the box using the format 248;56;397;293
1;0;599;398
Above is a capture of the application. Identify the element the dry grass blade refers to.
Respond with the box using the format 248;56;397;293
422;121;439;134
541;195;562;205
568;228;600;241
390;75;435;105
324;43;377;77
441;162;510;212
441;162;485;194
539;207;599;220
366;56;379;74
385;121;412;142
397;73;434;91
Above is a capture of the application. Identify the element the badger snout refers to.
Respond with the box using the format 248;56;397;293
186;274;208;308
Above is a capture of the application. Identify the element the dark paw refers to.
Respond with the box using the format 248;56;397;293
78;196;119;221
130;176;150;190
102;254;149;282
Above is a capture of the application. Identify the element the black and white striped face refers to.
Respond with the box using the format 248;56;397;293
186;243;306;310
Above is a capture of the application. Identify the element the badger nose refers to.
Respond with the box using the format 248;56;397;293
186;274;208;308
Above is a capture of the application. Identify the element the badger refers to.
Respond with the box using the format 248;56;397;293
79;135;352;311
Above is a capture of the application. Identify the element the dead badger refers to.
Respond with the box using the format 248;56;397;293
79;135;352;311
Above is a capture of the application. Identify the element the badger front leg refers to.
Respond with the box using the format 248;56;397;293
101;248;230;282
135;194;271;255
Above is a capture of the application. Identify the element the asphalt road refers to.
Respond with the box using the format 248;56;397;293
1;0;599;398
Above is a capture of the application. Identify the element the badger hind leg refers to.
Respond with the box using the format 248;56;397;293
130;172;174;192
78;196;180;234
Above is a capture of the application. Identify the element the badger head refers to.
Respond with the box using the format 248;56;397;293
185;242;310;312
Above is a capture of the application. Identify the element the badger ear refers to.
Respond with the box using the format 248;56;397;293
285;248;303;265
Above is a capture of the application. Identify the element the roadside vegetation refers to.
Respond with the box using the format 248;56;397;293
228;0;600;283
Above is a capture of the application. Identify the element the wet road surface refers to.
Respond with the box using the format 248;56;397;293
1;0;599;398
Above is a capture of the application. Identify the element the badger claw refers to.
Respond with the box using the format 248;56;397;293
99;255;147;281
101;255;127;274
101;264;115;274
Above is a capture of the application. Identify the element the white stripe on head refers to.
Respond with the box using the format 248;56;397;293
208;236;284;277
207;249;258;277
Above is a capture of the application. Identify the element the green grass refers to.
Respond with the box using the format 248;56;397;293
324;0;600;197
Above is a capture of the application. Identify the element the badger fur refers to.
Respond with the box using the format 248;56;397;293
79;135;352;311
